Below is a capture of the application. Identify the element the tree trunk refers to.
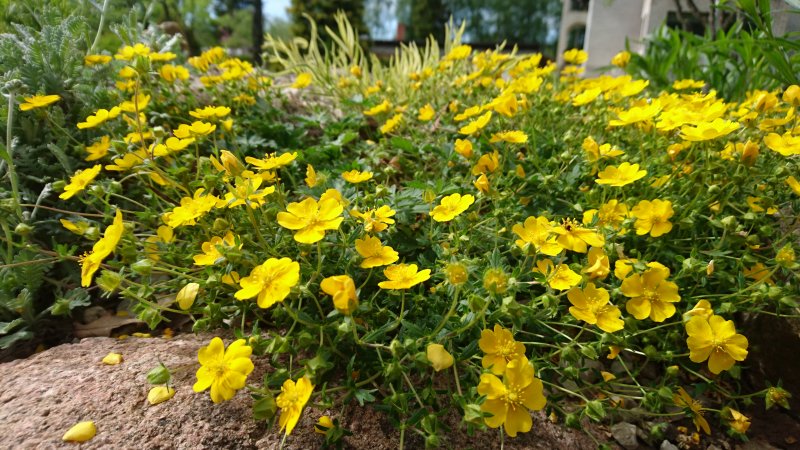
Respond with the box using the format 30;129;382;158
252;0;264;65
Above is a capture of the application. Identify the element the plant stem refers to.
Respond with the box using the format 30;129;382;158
89;0;110;55
5;93;22;221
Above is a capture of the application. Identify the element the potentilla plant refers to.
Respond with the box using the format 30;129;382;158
37;15;799;448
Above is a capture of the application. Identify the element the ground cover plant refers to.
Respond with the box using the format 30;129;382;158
3;7;800;449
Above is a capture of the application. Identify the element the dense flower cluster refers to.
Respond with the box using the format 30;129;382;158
42;27;799;444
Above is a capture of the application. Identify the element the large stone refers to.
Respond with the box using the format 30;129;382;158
0;333;602;449
610;422;639;450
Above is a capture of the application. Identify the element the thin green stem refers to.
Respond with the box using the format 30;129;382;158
5;93;22;220
89;0;110;54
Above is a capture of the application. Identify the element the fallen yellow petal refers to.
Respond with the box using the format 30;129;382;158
62;421;96;442
101;352;123;365
147;386;176;405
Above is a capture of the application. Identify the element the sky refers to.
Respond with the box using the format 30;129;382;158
264;0;291;20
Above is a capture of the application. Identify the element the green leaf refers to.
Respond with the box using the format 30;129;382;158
353;388;376;406
0;330;33;349
146;363;172;385
584;400;606;422
0;318;24;334
390;136;415;152
253;394;277;420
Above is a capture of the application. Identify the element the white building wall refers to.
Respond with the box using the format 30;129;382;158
583;0;644;74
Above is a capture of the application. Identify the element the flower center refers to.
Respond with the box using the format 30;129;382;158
504;387;523;406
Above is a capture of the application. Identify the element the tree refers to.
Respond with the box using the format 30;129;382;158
213;0;265;63
289;0;368;41
407;0;450;42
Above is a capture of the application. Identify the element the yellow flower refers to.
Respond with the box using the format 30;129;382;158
77;107;121;129
219;177;275;209
489;130;528;144
727;409;750;434
567;283;623;333
351;205;396;233
173;121;216;138
685;299;713;320
80;210;124;287
118;93;150;113
315;415;334;434
321;275;358;315
194;232;240;267
342;169;373;184
277;376;314;435
686;314;748;374
102;352;123;365
474;173;490;193
454;139;474;158
147;52;178;62
417;103;435;121
19;94;60;111
776;244;796;268
479;324;525;374
620;265;680;322
159;64;190;82
680;119;740;141
743;262;775;285
277;197;344;244
364;99;391;116
784;84;800;105
583;246;610;279
535;260;582;290
673;387;711;435
291;72;313;89
472;150;500;175
161;188;220;228
115;43;150;60
764;132;800;156
245;151;297;171
608;102;661;127
147;386;176;405
62;421;96;442
563;48;588;64
595;162;647;187
478;356;546;437
444;262;468;285
458;111;492;135
235;258;300;309
673;79;705;90
355;236;399;268
454;105;482;121
552;219;605;253
85;136;111;161
430;193;475;222
483;268;509;294
378;264;431;290
176;282;200;310
445;44;472;61
193;337;254;403
59;164;102;200
305;164;317;187
84;54;112;65
512;216;562;256
426;343;454;372
611;50;630;68
380;113;403;134
572;87;602;106
189;105;231;120
582;137;625;163
631;199;674;237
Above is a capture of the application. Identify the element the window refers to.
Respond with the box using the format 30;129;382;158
567;24;586;50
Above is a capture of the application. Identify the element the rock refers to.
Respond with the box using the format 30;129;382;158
611;422;639;450
737;438;782;450
0;333;602;449
660;440;678;450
